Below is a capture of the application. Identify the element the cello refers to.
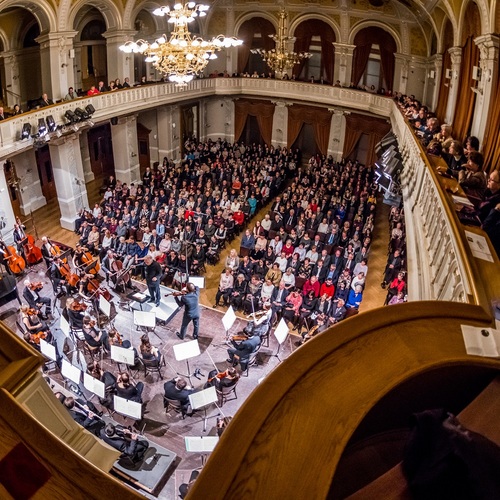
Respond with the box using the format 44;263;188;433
0;237;26;275
24;234;43;265
80;248;100;275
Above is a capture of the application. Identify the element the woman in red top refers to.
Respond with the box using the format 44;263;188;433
384;271;406;305
282;239;295;257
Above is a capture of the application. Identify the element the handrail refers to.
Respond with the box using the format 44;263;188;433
189;301;500;499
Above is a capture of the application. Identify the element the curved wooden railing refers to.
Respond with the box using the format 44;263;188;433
189;302;500;499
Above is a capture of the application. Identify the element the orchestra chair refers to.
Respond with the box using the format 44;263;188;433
216;382;239;407
239;344;261;378
239;246;250;258
260;323;271;348
163;397;186;419
83;341;102;363
140;354;166;381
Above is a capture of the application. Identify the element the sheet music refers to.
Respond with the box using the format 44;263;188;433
40;339;57;361
131;292;147;301
110;344;136;365
274;318;289;345
83;373;105;398
61;359;82;384
461;325;500;357
113;396;142;419
173;339;200;361
99;294;111;316
134;310;156;327
60;315;70;337
222;306;236;331
185;436;219;453
464;230;494;262
188;386;217;410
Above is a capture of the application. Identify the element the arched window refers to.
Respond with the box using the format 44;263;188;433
292;20;335;83
351;27;397;91
237;18;276;75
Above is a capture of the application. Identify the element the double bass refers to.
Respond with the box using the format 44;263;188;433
0;238;26;275
24;234;43;265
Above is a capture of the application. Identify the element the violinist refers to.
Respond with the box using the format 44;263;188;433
116;372;144;403
20;304;52;342
139;334;160;362
88;362;117;409
22;279;51;319
242;302;272;338
204;367;240;390
66;297;86;329
82;316;110;352
49;256;67;295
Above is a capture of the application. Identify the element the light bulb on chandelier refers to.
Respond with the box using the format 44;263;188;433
120;2;242;86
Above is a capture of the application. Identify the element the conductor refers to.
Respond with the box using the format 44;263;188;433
172;283;200;340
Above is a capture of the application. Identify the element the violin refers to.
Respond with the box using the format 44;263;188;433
301;324;320;344
30;331;48;345
230;334;248;342
70;299;87;312
27;308;39;316
29;281;43;291
0;237;26;275
108;327;123;346
208;370;229;384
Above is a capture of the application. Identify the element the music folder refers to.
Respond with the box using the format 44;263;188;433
185;436;219;453
188;386;217;410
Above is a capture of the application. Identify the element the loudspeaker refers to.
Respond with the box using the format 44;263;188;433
111;117;118;125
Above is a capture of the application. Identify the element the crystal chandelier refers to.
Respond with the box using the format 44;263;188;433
251;9;311;79
119;2;242;85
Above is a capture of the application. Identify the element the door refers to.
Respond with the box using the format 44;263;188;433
137;122;151;177
3;160;21;217
87;124;115;176
35;146;57;200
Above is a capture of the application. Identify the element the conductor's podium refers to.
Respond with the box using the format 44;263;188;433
189;301;500;499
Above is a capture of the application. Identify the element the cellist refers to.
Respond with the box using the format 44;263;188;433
13;220;27;255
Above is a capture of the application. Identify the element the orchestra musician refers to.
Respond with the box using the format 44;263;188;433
163;377;194;416
227;329;261;368
41;236;56;268
116;372;144;404
204;367;240;390
139;334;160;362
99;423;149;463
173;283;200;340
22;279;51;319
243;302;272;338
49;256;66;295
66;297;86;330
57;394;104;435
101;249;116;284
20;304;52;342
299;314;329;345
13;221;27;255
82;316;110;352
88;362;117;409
0;240;12;275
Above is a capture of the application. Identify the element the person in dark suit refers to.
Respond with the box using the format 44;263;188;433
174;283;200;340
39;93;53;107
270;280;289;323
144;255;163;306
164;377;194;415
99;423;149;462
22;279;51;319
116;372;144;403
60;395;104;435
227;330;261;368
329;298;347;324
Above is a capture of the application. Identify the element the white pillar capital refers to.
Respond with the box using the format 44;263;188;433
102;30;137;83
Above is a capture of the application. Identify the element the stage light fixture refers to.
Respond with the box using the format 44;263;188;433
85;104;95;116
46;115;57;132
65;110;79;123
21;123;31;140
74;107;90;121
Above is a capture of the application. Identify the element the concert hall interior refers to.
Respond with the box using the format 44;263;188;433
0;0;500;498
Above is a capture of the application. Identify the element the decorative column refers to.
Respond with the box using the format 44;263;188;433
329;109;348;161
224;5;237;75
110;115;140;185
157;106;178;161
427;53;442;111
36;31;78;101
271;101;289;147
0;167;16;244
224;98;235;143
333;43;356;86
102;30;136;83
48;135;89;230
470;35;500;141
2;52;22;108
79;131;94;183
394;53;411;94
11;149;46;214
444;46;462;125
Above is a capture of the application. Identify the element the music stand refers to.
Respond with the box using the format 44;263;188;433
188;386;219;432
83;373;105;399
272;318;289;363
61;359;82;392
173;339;200;386
189;276;205;289
133;310;161;340
99;294;111;319
110;344;137;376
185;436;219;466
213;306;236;349
40;339;57;361
113;395;143;420
84;259;98;274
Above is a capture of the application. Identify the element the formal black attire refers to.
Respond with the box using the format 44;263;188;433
174;286;200;339
145;259;163;306
163;378;194;414
227;335;261;369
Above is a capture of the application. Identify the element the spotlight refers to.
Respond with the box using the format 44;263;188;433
38;118;47;136
87;120;95;128
21;123;31;140
46;115;57;132
74;107;90;121
85;104;95;116
65;110;78;123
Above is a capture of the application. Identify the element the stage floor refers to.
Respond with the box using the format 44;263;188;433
0;263;300;498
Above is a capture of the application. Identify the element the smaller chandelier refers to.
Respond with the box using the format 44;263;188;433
251;9;312;78
120;2;242;85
